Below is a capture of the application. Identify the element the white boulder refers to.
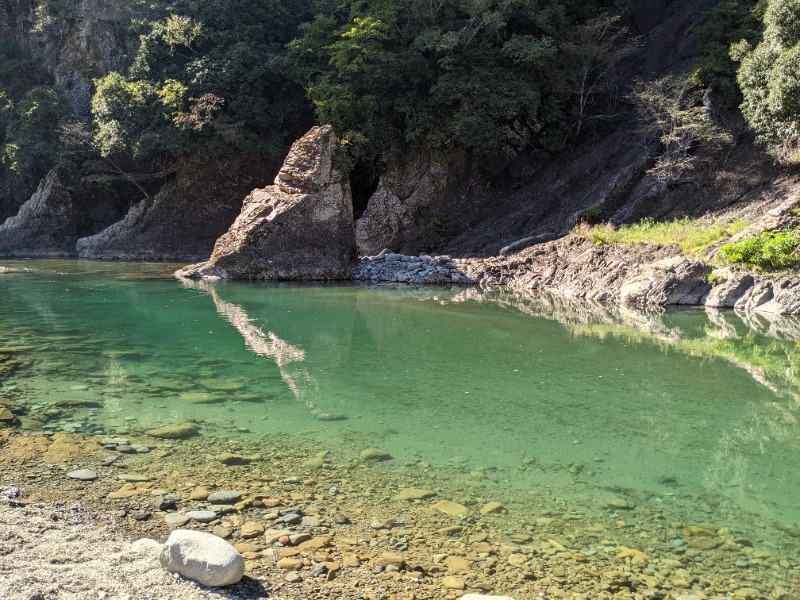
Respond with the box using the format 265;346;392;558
159;529;244;587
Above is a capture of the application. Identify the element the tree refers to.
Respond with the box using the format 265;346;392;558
91;0;313;177
560;12;638;146
695;0;767;111
289;0;628;168
630;73;732;183
3;86;73;173
733;0;800;162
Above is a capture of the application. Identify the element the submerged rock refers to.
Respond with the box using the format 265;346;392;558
177;125;356;281
66;469;97;481
160;529;244;587
145;423;199;439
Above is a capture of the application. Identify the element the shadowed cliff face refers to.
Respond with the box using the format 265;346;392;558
5;0;143;119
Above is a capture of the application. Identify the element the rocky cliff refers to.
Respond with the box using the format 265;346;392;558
0;166;127;257
177;125;356;281
76;160;252;261
7;0;142;119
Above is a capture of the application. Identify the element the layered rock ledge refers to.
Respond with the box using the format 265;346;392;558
463;235;800;315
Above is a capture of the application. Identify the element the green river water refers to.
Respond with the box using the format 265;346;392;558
1;260;799;568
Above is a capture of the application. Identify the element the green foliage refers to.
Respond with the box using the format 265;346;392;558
734;0;800;161
289;0;628;166
92;0;313;173
2;86;73;172
579;202;603;223
92;73;184;161
718;227;800;270
695;0;767;110
577;217;749;253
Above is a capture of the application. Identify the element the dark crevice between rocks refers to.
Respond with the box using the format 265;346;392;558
349;159;380;221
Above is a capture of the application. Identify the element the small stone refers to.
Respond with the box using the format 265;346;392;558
685;525;716;537
0;407;16;422
442;576;466;590
446;555;471;573
302;451;328;469
145;423;199;439
217;453;257;466
301;516;322;527
359;448;392;461
108;483;139;499
394;488;436;501
298;536;330;551
376;553;405;569
733;589;762;599
188;487;210;501
607;497;633;510
119;474;151;482
507;553;528;567
479;502;504;515
152;497;176;511
332;513;350;525
278;513;301;525
688;536;722;550
160;529;244;587
343;555;361;567
240;522;265;539
185;510;218;523
132;511;151;521
165;513;190;528
67;469;97;481
431;501;469;517
284;572;302;583
315;413;346;421
212;526;232;540
459;595;515;600
276;558;303;570
207;490;242;504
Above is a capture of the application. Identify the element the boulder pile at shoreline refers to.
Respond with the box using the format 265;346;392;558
352;253;471;285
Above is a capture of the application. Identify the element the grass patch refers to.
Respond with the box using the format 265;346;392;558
575;217;749;254
718;227;800;271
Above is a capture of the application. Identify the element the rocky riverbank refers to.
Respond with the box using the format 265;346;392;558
0;425;798;600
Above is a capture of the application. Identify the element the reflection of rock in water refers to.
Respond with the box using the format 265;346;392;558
179;279;322;416
453;287;800;399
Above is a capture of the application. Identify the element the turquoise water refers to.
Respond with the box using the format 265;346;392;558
1;260;799;557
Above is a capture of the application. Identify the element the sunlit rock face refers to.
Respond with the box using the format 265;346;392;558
178;125;356;281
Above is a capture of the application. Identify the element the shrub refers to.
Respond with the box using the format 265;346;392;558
718;227;800;270
733;0;800;162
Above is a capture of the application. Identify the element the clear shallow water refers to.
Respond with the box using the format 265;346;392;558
1;260;799;557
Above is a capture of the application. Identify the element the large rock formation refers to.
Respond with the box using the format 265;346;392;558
0;169;123;257
0;170;77;256
76;178;243;261
177;125;356;280
355;156;448;256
